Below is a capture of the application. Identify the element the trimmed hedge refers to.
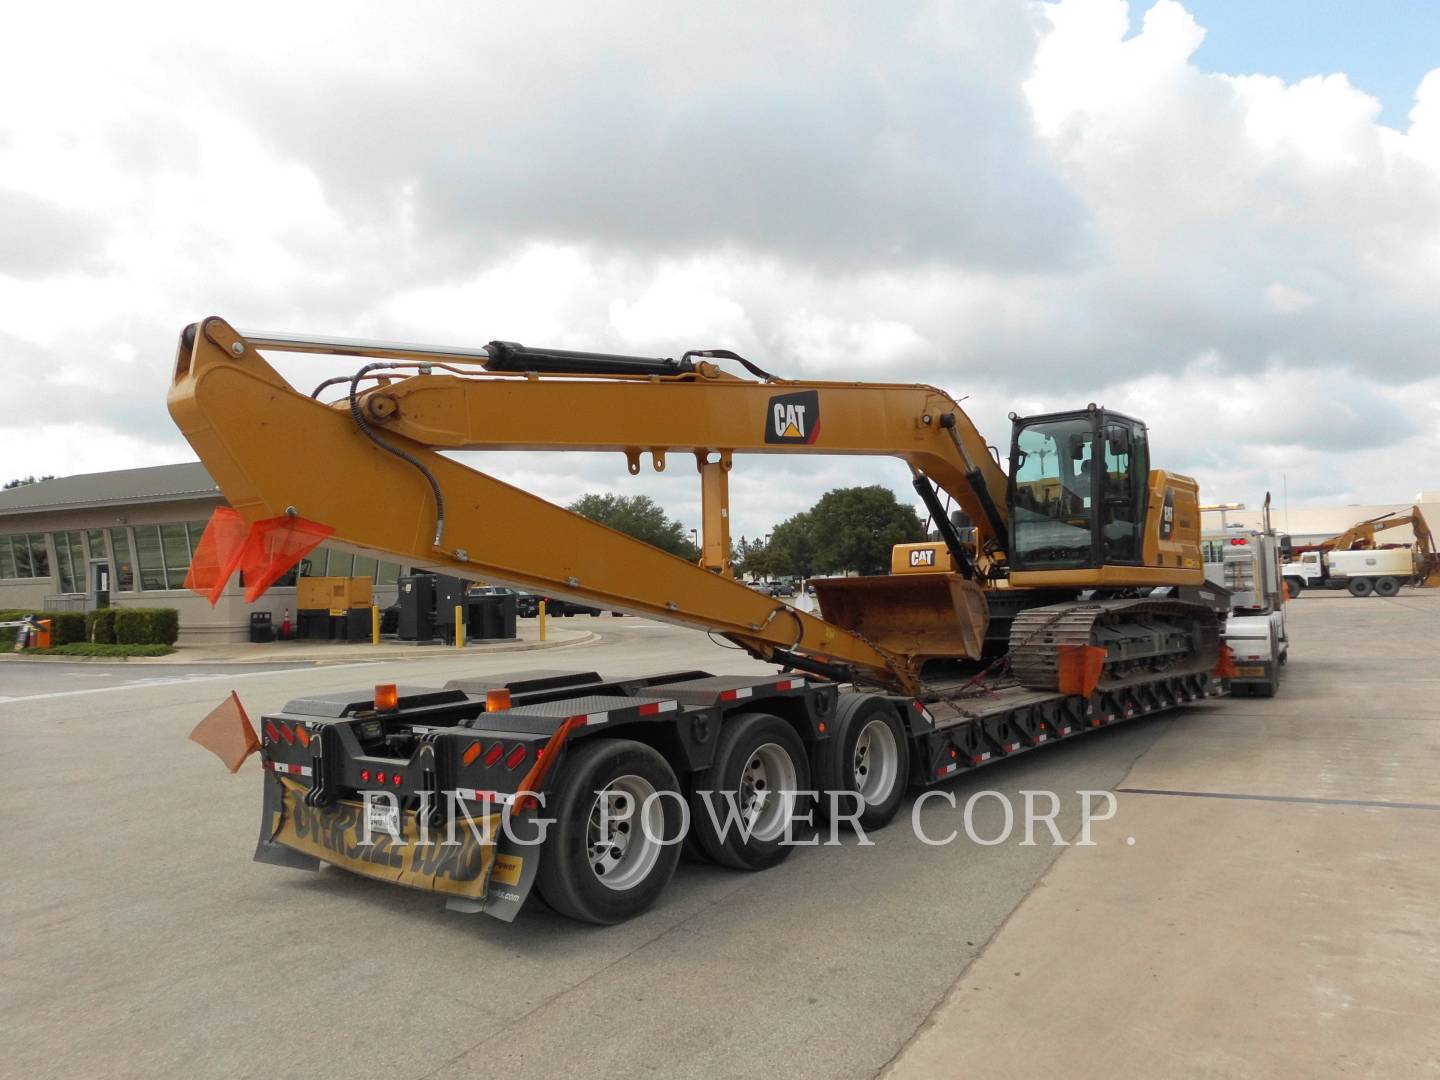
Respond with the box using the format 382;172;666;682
25;643;175;657
0;609;86;646
3;608;177;647
114;608;180;646
87;607;118;644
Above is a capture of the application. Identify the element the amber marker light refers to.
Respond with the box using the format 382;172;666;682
375;683;399;711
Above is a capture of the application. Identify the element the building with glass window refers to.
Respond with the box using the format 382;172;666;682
0;464;411;642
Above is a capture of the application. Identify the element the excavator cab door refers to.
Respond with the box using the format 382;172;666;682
1008;407;1149;574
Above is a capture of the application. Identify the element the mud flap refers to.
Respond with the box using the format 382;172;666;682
264;776;503;901
254;770;320;872
444;811;543;922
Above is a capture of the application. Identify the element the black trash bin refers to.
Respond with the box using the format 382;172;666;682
249;611;274;643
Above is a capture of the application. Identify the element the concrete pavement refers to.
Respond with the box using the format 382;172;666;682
0;618;1172;1080
887;588;1440;1079
3;595;1436;1078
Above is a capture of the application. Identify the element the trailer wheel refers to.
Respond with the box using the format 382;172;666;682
1347;578;1374;597
689;712;809;871
535;738;683;925
1373;577;1400;597
815;695;909;830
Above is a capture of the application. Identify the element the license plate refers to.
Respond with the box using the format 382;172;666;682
1234;665;1265;677
366;799;400;837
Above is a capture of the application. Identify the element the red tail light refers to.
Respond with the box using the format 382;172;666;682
484;744;505;767
377;771;387;785
279;723;294;745
392;773;402;786
263;721;279;744
361;769;371;783
505;745;527;770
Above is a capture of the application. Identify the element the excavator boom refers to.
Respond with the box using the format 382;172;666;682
168;318;1008;691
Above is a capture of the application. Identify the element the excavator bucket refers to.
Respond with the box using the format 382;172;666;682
809;573;988;668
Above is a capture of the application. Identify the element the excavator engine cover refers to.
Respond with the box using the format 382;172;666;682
809;573;988;669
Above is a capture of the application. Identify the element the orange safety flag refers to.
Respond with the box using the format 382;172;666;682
189;691;260;773
236;515;334;602
184;507;250;606
1212;643;1238;679
1056;643;1107;699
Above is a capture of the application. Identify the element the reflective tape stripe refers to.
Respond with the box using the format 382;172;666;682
719;687;753;701
456;788;514;805
265;761;312;777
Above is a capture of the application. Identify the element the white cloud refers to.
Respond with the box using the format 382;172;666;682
0;0;1437;529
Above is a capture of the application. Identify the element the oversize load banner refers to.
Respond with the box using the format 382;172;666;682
271;776;505;899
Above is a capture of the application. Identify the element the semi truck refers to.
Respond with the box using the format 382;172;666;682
1201;496;1288;697
172;318;1252;924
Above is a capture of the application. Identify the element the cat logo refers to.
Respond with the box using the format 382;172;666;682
909;548;937;567
1159;487;1176;541
764;390;821;445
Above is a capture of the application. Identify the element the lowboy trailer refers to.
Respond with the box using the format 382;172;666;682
256;664;1226;924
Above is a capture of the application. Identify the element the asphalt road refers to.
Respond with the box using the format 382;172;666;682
2;617;1188;1080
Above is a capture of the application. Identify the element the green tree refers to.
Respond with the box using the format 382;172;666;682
767;511;819;577
810;486;924;575
569;493;698;559
736;536;781;580
763;486;924;577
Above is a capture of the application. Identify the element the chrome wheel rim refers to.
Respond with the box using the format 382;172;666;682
585;774;663;891
853;717;899;806
738;742;798;842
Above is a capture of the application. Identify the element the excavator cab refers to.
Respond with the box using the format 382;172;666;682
1007;407;1150;575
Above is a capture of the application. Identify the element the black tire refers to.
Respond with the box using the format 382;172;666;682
1285;577;1304;599
535;738;683;925
1347;578;1374;598
814;695;910;831
689;712;810;871
1374;577;1400;597
1253;678;1276;698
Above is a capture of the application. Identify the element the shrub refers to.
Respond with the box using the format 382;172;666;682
27;642;174;657
114;608;180;646
87;608;118;644
0;609;86;646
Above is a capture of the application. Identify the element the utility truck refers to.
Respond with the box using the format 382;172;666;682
1282;506;1438;598
173;318;1251;924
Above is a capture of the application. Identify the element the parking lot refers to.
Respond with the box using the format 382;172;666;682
2;594;1437;1079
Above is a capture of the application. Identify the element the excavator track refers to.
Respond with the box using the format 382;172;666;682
1007;598;1221;693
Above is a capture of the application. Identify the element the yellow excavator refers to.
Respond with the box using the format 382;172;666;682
1320;505;1440;585
172;317;1229;923
170;317;1217;695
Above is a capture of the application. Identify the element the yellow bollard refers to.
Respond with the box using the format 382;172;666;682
371;604;380;645
455;604;464;649
538;599;547;641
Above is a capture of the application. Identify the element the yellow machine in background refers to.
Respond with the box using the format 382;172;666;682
169;317;1217;695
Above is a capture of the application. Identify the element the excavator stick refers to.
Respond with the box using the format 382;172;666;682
810;573;988;676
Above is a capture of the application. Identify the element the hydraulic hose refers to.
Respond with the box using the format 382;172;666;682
347;362;447;548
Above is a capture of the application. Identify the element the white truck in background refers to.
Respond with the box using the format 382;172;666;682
1283;547;1414;598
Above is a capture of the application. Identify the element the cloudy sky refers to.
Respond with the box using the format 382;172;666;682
3;0;1437;541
